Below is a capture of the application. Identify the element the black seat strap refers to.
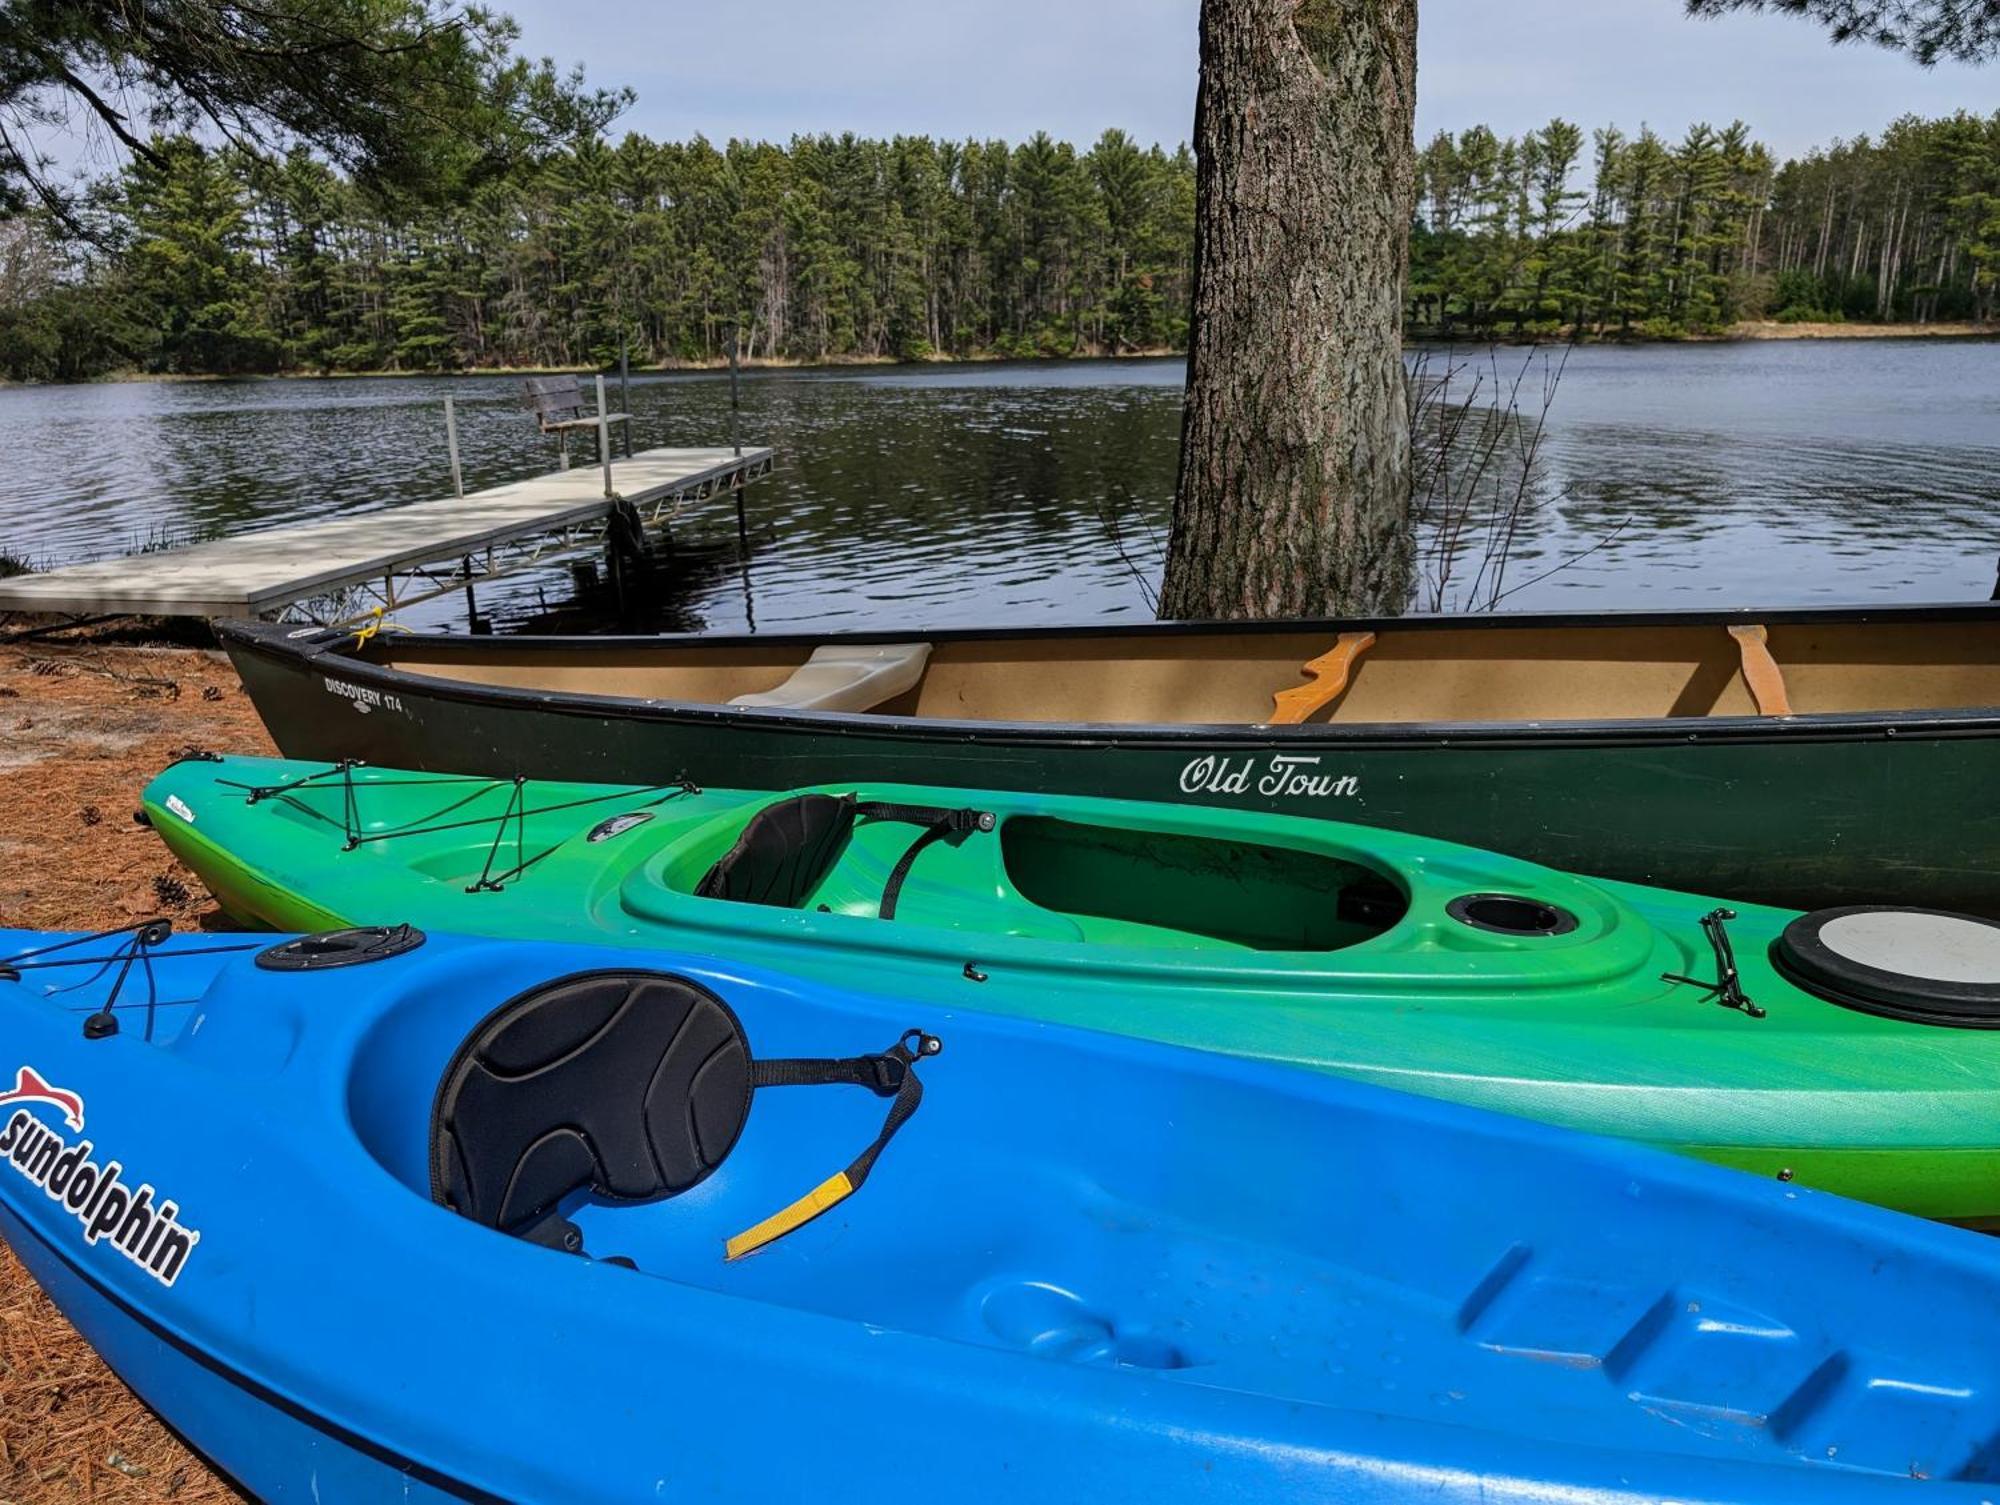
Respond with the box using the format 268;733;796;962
853;801;993;920
728;1029;943;1259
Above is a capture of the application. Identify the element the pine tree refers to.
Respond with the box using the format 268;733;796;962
119;141;282;374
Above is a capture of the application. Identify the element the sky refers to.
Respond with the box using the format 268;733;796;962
504;0;1996;161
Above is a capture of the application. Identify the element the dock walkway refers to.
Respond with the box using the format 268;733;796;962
0;445;772;623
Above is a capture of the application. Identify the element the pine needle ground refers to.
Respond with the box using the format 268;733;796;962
0;642;269;1505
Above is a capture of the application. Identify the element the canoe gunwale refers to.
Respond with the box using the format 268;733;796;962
224;617;2000;754
243;598;2000;654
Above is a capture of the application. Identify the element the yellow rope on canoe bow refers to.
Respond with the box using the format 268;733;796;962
350;608;413;647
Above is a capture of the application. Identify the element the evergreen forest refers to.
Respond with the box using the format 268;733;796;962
1;111;1996;382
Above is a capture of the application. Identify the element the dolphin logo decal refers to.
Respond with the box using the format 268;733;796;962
0;1067;84;1131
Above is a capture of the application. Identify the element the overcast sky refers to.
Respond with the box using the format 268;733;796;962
505;0;1993;160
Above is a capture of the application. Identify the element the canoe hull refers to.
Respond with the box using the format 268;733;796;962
221;614;2000;916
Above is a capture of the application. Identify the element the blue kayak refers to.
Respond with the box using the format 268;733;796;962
4;921;2000;1503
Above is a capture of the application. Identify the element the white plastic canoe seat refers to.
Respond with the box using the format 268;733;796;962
728;642;933;713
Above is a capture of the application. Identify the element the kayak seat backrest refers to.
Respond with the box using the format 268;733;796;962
431;966;942;1264
431;971;752;1239
695;793;859;909
693;793;996;918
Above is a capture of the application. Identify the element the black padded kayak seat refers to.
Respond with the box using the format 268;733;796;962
1772;906;2000;1029
695;792;996;918
430;968;941;1261
696;793;860;908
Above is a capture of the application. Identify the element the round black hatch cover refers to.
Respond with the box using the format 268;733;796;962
257;924;427;972
1772;906;2000;1028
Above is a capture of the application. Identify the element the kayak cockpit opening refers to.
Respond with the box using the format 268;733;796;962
394;967;941;1263
1000;817;1408;952
679;793;1410;953
693;793;992;918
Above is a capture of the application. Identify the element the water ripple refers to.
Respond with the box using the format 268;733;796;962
0;344;1997;630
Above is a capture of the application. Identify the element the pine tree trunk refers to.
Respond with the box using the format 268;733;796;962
1159;0;1417;621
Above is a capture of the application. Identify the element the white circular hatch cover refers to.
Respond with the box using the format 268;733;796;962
1774;906;2000;1028
1816;911;2000;985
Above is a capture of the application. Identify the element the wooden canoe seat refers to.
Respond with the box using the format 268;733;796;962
729;643;932;714
1728;624;1795;717
1269;633;1378;725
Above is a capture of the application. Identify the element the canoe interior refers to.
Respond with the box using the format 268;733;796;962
374;616;2000;725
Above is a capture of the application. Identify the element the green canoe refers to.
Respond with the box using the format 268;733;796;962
142;754;2000;1221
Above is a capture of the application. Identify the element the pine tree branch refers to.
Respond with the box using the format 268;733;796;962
1684;0;2000;65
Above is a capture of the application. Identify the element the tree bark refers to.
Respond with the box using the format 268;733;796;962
1160;0;1417;621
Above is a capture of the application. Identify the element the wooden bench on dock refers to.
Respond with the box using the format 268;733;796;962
522;376;630;469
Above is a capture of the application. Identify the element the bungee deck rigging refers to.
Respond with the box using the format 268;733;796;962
0;922;262;1043
220;758;707;893
219;760;1003;920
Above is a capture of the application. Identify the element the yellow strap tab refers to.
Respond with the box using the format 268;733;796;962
725;1171;855;1262
1270;632;1377;725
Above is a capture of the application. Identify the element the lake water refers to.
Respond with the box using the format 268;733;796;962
2;338;1997;632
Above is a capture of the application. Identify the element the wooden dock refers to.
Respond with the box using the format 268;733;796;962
0;445;773;623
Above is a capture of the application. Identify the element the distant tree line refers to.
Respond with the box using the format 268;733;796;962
1414;111;2000;337
0;110;1996;382
0;129;1196;380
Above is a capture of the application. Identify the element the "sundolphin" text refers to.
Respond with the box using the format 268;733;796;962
2;1108;200;1286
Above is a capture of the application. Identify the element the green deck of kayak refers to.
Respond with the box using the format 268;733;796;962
143;755;2000;1221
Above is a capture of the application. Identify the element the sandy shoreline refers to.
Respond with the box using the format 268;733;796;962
1724;319;1999;342
0;644;266;1504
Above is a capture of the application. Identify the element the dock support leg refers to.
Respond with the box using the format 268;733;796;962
463;554;487;634
597;375;615;500
728;330;742;458
735;478;756;633
444;396;464;497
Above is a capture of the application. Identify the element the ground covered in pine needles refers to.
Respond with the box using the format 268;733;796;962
0;643;269;1504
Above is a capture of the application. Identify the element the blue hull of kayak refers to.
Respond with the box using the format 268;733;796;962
4;926;2000;1503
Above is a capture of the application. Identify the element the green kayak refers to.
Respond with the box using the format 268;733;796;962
142;754;2000;1221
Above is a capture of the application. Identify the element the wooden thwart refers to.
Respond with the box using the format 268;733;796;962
1728;624;1795;717
1270;632;1378;725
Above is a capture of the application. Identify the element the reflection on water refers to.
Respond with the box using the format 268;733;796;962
1;338;1997;633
